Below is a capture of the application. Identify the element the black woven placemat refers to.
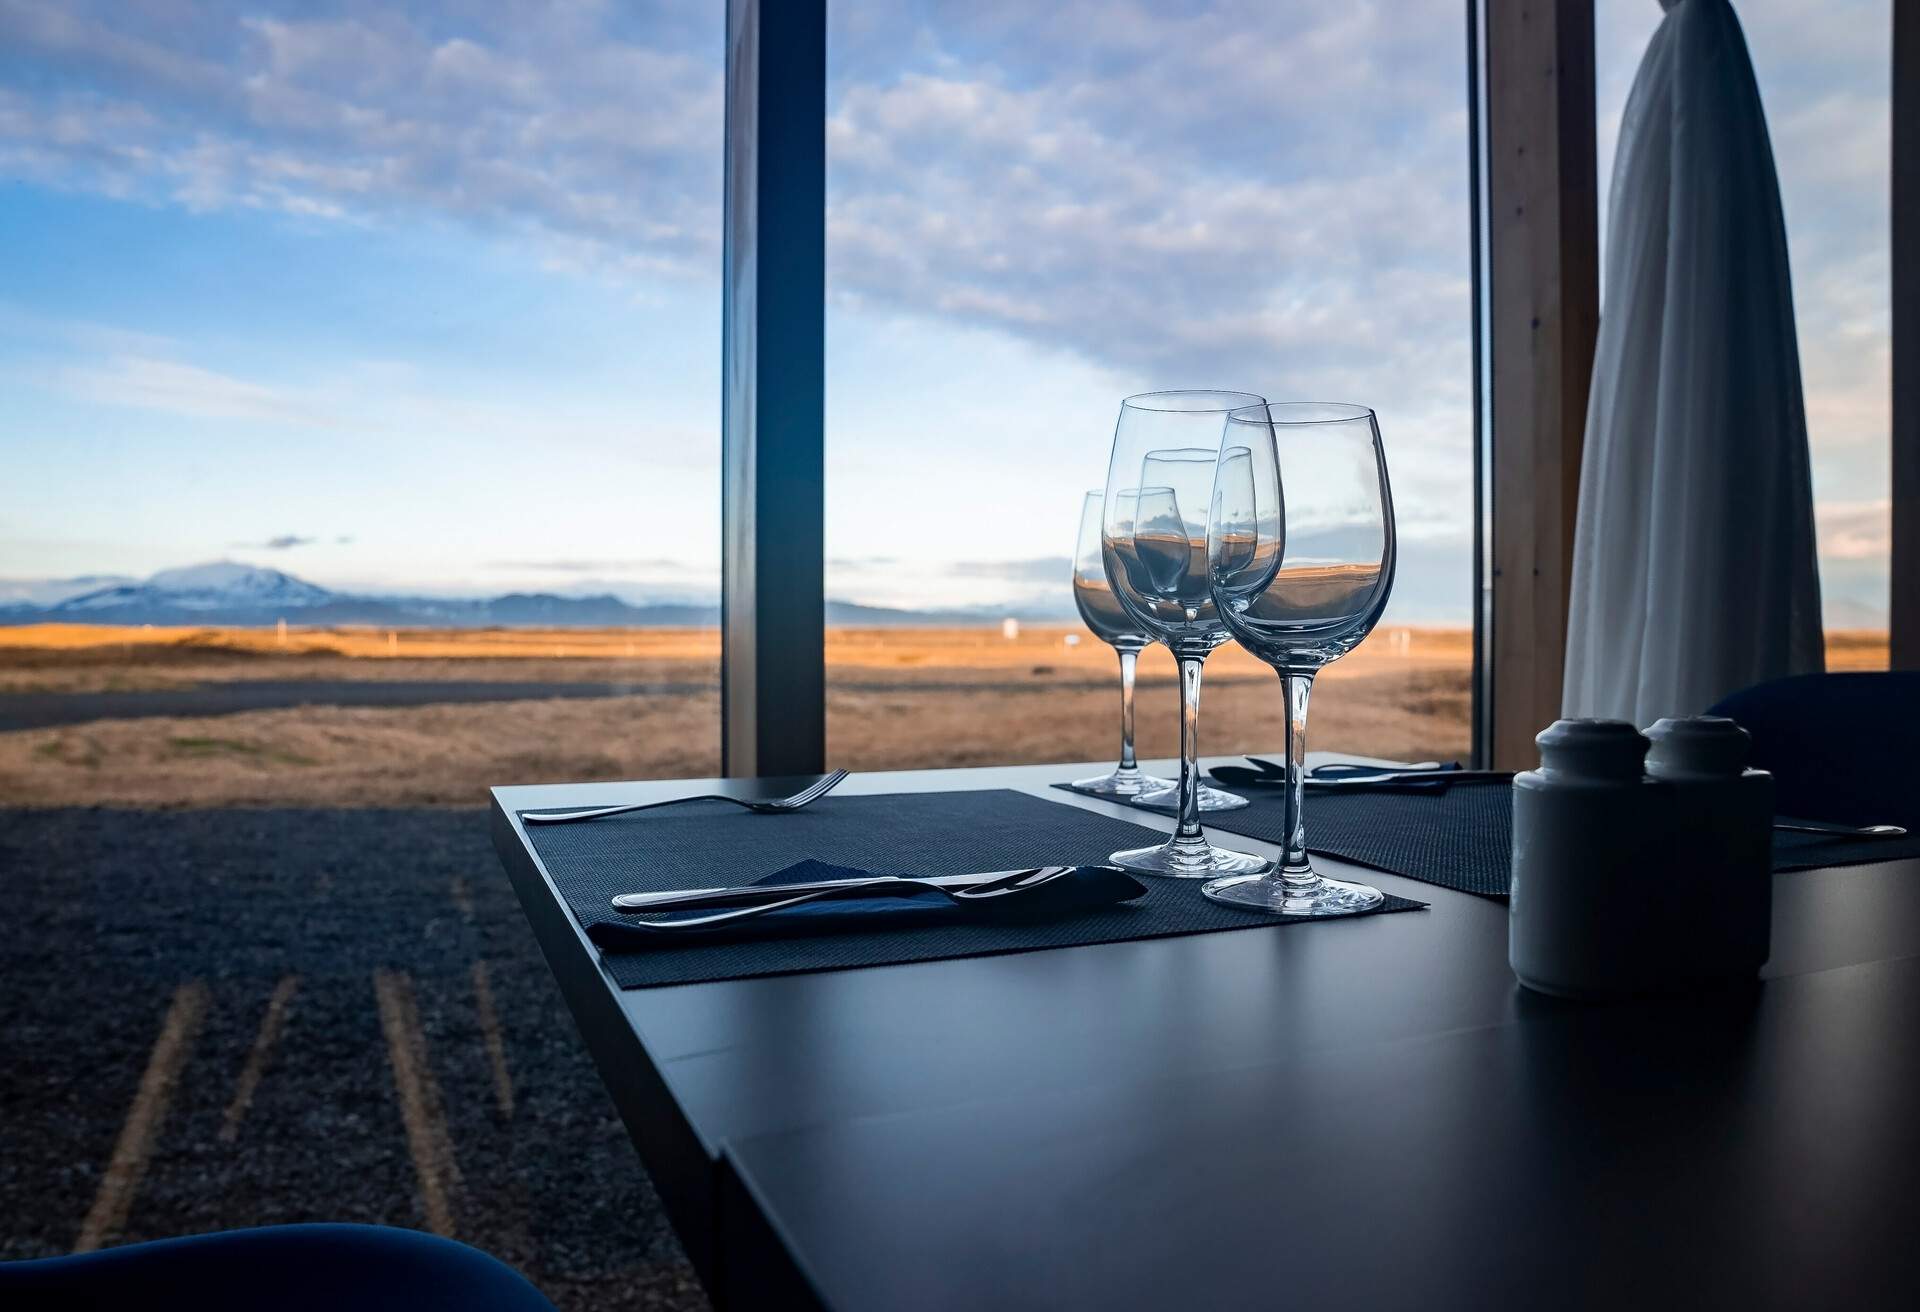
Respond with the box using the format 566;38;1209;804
1190;782;1920;899
523;789;1424;988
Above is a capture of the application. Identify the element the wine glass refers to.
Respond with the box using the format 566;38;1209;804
1122;470;1248;814
1100;391;1269;879
1075;490;1246;812
1202;402;1395;914
1070;491;1174;797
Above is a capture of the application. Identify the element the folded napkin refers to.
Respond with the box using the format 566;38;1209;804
585;859;1147;951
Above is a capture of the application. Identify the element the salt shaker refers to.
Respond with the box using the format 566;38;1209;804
1644;715;1773;982
1509;719;1678;998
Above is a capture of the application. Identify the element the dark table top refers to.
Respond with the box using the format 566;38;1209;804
489;760;1920;1311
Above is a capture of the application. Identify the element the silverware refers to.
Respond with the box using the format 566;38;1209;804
523;769;849;826
612;866;1060;912
1224;758;1443;779
610;865;1084;932
1773;819;1907;839
1304;759;1443;777
1303;769;1514;789
1211;759;1473;790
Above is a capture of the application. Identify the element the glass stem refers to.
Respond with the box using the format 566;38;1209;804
1116;647;1139;772
1175;654;1207;840
1279;670;1316;877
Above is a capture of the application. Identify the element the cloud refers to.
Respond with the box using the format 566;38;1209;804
53;355;326;424
824;5;1481;525
820;552;1089;612
0;2;1466;406
0;0;1893;575
247;533;318;550
0;1;723;275
485;557;693;573
0;305;181;357
1815;498;1891;562
950;556;1072;583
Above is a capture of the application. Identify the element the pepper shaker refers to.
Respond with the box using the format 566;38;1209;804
1644;715;1773;983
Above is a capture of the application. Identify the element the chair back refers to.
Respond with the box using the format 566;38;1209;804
1708;672;1920;826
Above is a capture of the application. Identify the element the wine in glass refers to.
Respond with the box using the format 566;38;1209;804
1070;491;1175;797
1099;391;1270;879
1202;402;1394;914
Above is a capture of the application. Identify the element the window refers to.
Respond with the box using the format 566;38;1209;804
822;3;1476;769
2;3;723;803
1596;0;1893;671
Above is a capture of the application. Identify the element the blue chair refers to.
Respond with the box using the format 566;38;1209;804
0;1224;556;1311
1708;671;1920;826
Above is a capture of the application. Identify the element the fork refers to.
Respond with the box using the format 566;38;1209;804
522;769;850;825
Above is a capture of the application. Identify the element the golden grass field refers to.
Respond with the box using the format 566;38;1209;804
0;623;1890;807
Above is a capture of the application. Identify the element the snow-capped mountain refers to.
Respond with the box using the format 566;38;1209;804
0;560;1058;628
0;574;139;609
29;561;679;626
60;562;335;615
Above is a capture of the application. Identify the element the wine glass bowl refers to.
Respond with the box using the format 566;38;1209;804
1111;451;1231;642
1212;403;1394;671
1201;402;1395;915
1073;490;1147;648
1101;395;1263;648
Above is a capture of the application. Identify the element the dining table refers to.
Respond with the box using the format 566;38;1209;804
489;756;1920;1311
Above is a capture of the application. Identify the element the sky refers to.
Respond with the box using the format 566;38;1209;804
0;0;1894;624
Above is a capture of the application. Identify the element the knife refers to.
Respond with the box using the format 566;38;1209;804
611;866;1057;913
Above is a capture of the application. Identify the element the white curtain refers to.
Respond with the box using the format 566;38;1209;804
1562;0;1823;727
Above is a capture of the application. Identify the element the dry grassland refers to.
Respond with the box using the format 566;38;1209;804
0;624;1887;807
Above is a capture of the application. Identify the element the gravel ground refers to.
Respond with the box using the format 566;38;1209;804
0;807;708;1311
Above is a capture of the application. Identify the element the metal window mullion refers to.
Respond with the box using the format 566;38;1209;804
721;0;827;777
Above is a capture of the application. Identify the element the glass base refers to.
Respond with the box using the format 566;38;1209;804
1201;865;1385;915
1110;834;1270;880
1133;781;1250;812
1070;767;1175;798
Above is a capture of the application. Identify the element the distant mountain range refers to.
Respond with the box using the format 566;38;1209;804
5;558;1884;632
0;561;1061;629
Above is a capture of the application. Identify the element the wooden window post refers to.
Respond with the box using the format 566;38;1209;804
1481;0;1600;767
